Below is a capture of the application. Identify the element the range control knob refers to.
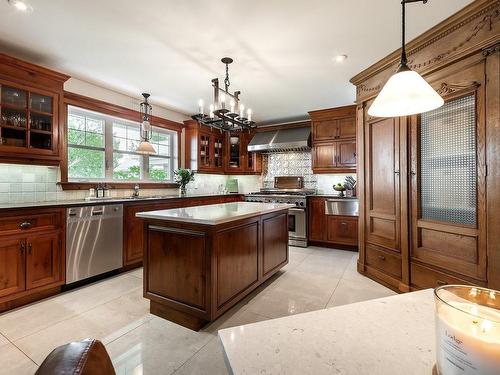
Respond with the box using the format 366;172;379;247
299;202;304;206
295;202;299;206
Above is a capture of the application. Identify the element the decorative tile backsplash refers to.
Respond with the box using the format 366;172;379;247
0;164;261;204
262;152;356;194
262;152;317;189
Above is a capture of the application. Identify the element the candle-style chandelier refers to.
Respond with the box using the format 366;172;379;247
192;57;256;131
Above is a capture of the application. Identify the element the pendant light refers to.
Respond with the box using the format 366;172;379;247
368;0;444;118
136;93;156;155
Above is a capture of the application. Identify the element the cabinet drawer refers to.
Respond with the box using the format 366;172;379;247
411;263;474;290
327;216;358;245
0;211;62;235
366;245;402;279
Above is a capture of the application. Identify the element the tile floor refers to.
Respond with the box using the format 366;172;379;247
0;246;396;375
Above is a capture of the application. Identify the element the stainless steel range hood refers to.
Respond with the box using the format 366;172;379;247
247;127;311;152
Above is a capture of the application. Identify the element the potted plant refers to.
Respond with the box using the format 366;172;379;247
174;168;195;196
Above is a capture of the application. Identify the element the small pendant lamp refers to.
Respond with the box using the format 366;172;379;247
136;93;156;155
368;0;444;118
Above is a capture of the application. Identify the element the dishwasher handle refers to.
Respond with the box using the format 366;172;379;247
91;210;104;216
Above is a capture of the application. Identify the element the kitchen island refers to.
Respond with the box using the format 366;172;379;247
136;201;293;330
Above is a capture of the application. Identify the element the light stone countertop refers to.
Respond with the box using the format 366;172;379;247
219;289;436;375
136;201;295;225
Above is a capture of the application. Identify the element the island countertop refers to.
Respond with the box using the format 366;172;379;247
136;201;294;225
219;289;436;375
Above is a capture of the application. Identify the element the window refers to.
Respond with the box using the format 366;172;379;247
67;106;177;182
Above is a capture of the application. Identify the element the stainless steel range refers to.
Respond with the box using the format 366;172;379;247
245;176;315;247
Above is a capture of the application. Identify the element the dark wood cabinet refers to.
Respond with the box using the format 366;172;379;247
308;197;327;242
327;216;358;246
0;208;65;311
0;54;69;165
123;195;244;266
312;143;336;171
309;105;357;174
185;120;261;175
0;236;25;298
26;232;61;290
352;0;498;292
308;197;358;248
337;140;357;167
185;121;226;174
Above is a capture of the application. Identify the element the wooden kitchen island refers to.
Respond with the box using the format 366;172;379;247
136;201;292;330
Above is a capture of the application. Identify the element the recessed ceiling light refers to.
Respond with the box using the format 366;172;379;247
7;0;33;12
334;54;348;63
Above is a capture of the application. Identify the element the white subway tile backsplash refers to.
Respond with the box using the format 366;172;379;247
0;163;261;204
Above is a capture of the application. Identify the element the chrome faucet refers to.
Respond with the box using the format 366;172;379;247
133;184;140;198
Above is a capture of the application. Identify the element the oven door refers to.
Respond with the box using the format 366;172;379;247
288;207;307;247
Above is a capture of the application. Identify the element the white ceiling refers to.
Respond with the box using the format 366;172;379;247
0;0;473;123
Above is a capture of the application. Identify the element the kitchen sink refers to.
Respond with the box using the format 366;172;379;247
325;198;359;216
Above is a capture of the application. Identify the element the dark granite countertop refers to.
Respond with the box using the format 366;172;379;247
0;193;243;211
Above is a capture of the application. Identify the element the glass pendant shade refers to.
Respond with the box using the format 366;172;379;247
136;140;156;155
368;67;444;117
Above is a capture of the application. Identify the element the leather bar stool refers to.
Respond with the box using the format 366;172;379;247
35;338;116;375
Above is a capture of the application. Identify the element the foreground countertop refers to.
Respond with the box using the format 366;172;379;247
136;201;294;225
219;289;435;375
0;193;243;211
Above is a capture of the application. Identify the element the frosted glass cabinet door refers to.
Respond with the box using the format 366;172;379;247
410;82;487;282
420;95;477;226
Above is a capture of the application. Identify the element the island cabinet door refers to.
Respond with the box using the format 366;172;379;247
146;226;208;312
261;212;289;277
214;221;259;310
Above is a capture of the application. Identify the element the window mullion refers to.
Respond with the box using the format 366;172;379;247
105;119;113;180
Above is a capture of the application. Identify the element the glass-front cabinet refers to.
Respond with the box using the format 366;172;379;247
410;61;487;283
0;85;55;151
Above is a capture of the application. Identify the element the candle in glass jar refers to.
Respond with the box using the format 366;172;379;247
435;287;500;375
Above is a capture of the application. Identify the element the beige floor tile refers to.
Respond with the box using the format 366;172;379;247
204;308;271;335
0;344;38;375
288;246;313;255
0;333;9;347
0;274;142;341
107;317;213;375
14;288;151;365
295;253;351;278
127;267;143;279
246;281;336;319
174;337;229;375
326;278;397;308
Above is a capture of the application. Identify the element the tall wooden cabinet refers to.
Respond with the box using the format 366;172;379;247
352;0;499;292
309;105;357;173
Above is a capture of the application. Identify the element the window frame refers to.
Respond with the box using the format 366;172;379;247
61;92;182;190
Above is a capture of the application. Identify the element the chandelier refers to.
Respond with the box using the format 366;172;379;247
192;57;256;131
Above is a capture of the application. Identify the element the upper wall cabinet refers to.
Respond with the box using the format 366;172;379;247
184;120;261;175
309;105;357;174
0;54;69;165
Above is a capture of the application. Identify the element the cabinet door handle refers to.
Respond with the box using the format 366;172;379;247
19;221;33;229
28;243;32;255
20;242;25;254
394;171;400;175
378;255;386;261
340;222;347;226
436;280;448;286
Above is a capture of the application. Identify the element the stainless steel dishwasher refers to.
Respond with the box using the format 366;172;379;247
66;204;123;284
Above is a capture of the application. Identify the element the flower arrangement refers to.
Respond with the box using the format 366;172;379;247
174;168;195;196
